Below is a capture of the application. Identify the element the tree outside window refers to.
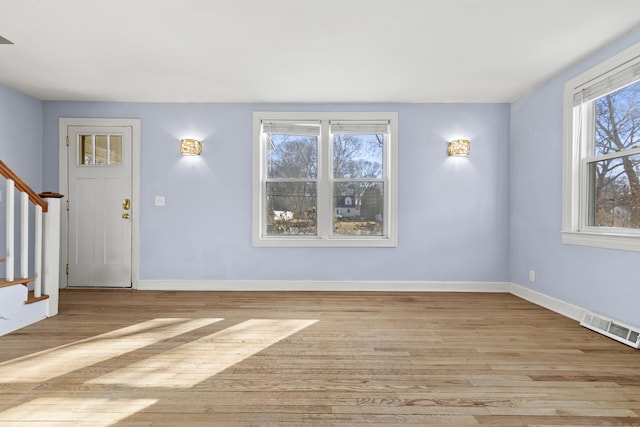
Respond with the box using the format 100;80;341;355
591;81;640;228
253;112;398;247
562;42;640;251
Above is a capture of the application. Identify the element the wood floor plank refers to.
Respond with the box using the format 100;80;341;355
0;290;639;426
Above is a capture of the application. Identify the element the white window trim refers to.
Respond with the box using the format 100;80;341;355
562;41;640;251
253;111;398;247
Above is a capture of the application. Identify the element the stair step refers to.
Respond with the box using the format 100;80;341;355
25;290;49;304
0;281;49;304
0;277;34;288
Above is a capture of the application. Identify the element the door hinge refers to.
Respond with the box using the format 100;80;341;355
66;135;69;147
66;264;69;275
66;200;69;211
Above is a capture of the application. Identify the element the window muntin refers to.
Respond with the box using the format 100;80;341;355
254;112;398;247
562;42;640;250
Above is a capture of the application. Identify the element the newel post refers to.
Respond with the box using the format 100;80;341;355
40;192;63;317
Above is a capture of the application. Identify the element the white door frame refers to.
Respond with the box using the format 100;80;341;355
59;118;141;289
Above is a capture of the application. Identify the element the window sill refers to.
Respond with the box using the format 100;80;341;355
561;230;640;252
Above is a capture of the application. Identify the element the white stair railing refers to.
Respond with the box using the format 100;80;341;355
5;178;15;282
20;192;29;281
34;205;43;298
1;160;61;318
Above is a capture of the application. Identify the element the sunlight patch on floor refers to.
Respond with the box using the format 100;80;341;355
87;319;318;388
0;396;157;425
0;318;223;383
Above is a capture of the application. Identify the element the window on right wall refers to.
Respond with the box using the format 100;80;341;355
562;41;640;251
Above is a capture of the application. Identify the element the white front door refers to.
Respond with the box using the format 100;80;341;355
66;125;132;287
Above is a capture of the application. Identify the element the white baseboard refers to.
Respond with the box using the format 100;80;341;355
5;279;591;336
509;283;585;321
137;280;588;323
137;280;511;293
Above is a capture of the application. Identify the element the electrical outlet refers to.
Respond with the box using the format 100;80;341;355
529;270;536;282
154;196;166;207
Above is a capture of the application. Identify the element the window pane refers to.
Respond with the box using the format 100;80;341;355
267;134;317;179
594;80;640;156
95;135;108;165
79;135;93;165
110;135;122;165
333;182;383;236
265;182;317;235
333;134;383;178
588;153;640;228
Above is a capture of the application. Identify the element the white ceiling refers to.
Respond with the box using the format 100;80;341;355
0;0;639;103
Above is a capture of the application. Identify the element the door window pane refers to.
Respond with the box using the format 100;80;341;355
110;136;122;165
79;135;93;165
95;135;108;165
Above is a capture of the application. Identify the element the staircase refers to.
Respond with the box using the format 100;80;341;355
0;269;49;334
1;160;62;336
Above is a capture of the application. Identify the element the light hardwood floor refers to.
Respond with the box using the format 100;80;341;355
0;290;639;426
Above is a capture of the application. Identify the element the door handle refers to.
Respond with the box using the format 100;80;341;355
122;213;130;219
122;198;130;210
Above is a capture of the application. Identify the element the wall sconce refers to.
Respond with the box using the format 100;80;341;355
180;139;202;156
448;139;470;157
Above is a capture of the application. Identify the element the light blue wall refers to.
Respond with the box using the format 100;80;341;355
0;83;43;188
42;102;510;282
510;28;640;326
0;83;43;272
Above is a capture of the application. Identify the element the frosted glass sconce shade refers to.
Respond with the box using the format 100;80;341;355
180;139;202;156
448;139;470;156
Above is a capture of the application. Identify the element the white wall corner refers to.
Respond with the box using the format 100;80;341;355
509;282;585;322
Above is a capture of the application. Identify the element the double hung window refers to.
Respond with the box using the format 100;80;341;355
563;42;640;250
253;112;398;247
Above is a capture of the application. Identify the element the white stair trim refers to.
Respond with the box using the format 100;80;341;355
0;285;47;336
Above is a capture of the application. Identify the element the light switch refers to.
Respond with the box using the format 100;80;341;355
154;196;165;207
